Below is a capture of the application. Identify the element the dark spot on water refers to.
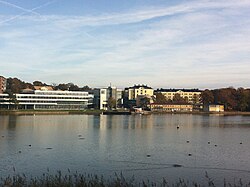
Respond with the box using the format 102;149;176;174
208;142;210;144
214;145;217;147
46;148;53;150
173;164;182;167
78;135;82;137
79;138;85;140
186;141;189;143
29;144;31;147
2;136;4;138
18;151;21;153
240;142;242;144
147;154;151;157
188;153;192;156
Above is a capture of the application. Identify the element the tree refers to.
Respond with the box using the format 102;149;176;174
68;84;79;91
107;97;116;110
173;93;186;103
155;93;167;103
6;78;34;94
9;93;19;109
236;88;249;111
139;97;150;110
201;89;214;105
80;85;91;91
56;84;69;91
192;94;200;104
33;81;46;86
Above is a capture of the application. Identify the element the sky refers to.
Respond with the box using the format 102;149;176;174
0;0;250;89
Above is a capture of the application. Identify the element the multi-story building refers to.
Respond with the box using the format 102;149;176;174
0;90;93;110
149;103;193;112
92;88;108;110
123;85;154;108
125;85;154;100
0;76;7;94
92;86;123;110
155;88;201;104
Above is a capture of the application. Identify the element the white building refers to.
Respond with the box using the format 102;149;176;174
92;86;123;110
0;90;93;110
92;88;108;110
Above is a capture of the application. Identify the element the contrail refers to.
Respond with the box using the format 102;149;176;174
0;0;58;25
0;0;41;16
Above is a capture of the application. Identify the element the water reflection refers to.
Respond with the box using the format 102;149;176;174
0;114;249;185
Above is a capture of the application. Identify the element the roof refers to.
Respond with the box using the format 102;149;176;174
150;102;192;105
155;88;201;92
34;86;54;91
128;84;153;89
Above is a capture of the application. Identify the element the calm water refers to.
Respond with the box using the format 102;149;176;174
0;114;250;185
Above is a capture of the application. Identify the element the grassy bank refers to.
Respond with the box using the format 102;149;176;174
1;171;249;187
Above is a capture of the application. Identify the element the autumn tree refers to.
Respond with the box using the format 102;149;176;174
107;97;116;110
173;93;186;103
201;89;214;105
155;93;167;103
6;78;34;94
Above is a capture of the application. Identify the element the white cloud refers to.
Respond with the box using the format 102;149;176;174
0;0;250;88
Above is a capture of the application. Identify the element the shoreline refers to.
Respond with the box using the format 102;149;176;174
1;109;250;116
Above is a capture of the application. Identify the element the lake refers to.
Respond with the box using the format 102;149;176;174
0;114;250;185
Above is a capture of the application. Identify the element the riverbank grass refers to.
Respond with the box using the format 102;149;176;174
1;171;249;187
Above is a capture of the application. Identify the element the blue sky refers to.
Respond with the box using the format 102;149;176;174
0;0;250;89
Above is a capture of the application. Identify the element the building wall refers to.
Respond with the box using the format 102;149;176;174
204;105;224;112
100;89;108;110
93;87;122;110
0;90;93;110
149;103;193;112
156;89;201;103
128;86;154;100
0;76;7;94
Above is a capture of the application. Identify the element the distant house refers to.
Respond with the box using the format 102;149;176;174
34;86;54;91
123;84;154;108
125;85;154;100
204;104;224;112
149;103;193;112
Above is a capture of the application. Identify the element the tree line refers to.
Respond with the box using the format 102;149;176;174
201;87;250;111
5;78;91;94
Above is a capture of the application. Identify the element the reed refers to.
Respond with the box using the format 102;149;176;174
0;170;249;187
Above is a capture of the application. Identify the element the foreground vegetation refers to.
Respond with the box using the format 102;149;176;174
1;171;249;187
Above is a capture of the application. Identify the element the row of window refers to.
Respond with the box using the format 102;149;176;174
35;92;89;96
16;96;90;99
